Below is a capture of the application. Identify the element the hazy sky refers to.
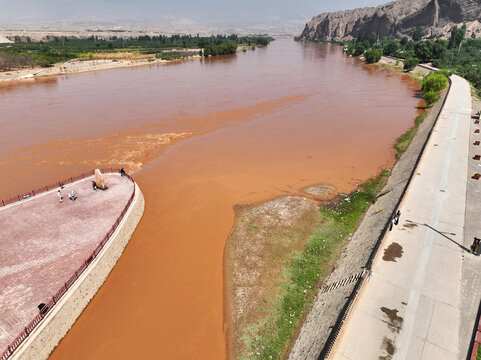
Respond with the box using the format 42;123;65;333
0;0;389;32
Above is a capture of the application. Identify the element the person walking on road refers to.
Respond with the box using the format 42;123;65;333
394;210;401;225
57;190;63;203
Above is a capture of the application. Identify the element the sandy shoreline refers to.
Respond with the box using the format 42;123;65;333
0;54;202;82
0;44;258;82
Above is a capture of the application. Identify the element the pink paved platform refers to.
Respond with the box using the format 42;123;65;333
0;173;134;352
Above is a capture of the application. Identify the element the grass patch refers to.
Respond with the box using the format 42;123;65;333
407;72;424;82
241;170;390;360
477;345;481;360
85;51;154;61
394;110;428;158
375;63;403;71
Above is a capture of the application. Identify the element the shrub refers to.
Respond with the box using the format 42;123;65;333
403;57;419;71
437;69;453;78
423;90;440;106
364;49;382;64
421;72;448;93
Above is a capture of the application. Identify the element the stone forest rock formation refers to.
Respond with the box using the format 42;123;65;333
297;0;481;41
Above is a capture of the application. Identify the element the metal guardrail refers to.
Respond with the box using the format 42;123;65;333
318;78;453;359
0;168;121;207
0;169;136;360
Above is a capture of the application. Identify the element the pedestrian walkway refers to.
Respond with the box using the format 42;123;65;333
331;75;473;360
0;173;133;354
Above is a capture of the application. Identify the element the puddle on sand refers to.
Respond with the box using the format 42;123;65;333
382;242;404;262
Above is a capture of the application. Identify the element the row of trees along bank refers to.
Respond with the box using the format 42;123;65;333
0;34;273;70
343;25;480;96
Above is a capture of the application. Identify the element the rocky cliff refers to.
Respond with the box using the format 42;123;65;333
297;0;481;41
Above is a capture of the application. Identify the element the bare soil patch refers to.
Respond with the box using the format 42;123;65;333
224;195;323;359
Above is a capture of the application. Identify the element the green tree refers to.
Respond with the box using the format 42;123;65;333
203;42;237;56
383;40;400;56
353;42;366;56
405;40;415;51
367;32;378;47
448;25;466;49
414;41;432;62
431;39;448;59
400;36;409;48
357;33;377;48
413;28;424;41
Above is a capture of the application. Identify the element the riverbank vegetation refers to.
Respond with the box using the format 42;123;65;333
234;171;389;360
343;25;481;95
394;110;428;158
342;30;452;158
0;34;273;70
203;42;238;56
393;70;448;157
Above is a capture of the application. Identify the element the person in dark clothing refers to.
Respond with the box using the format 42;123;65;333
394;210;401;225
471;237;481;255
92;181;98;191
120;168;126;178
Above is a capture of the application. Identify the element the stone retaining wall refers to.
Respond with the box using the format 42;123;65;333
10;183;144;360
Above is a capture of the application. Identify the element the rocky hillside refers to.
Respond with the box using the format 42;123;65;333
297;0;481;41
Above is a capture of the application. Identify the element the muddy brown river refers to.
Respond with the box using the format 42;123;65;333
0;39;422;359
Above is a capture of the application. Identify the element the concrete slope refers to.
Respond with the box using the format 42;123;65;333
331;75;472;360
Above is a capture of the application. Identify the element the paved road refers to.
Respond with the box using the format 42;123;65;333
331;75;474;360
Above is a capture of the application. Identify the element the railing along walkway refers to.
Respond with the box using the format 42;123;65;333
0;169;135;360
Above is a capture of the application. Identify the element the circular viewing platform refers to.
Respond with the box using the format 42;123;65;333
0;170;143;360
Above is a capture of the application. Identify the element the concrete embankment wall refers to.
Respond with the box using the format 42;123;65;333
10;183;145;360
379;56;434;76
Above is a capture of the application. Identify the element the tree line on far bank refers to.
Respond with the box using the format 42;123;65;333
0;34;273;70
343;25;481;95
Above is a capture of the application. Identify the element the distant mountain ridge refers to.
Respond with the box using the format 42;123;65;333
297;0;481;41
